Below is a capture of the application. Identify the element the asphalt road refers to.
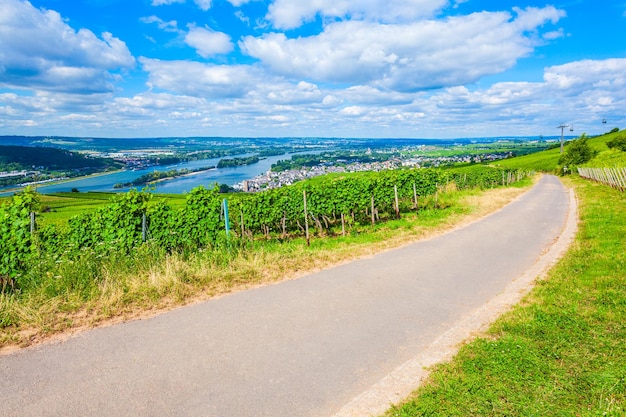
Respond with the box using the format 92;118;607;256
0;175;572;417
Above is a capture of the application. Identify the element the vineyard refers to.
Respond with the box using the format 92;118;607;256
1;166;529;293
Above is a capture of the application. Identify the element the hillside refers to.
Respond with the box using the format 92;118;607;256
0;145;121;172
491;128;626;172
580;129;626;167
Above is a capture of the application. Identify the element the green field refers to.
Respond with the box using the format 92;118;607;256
406;140;551;158
30;192;187;227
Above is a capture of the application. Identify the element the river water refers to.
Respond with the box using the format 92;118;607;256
1;153;297;195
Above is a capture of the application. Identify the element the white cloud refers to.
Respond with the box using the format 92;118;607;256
235;10;250;25
453;0;468;9
185;26;233;57
114;92;206;116
0;0;134;94
151;0;185;6
267;0;448;30
242;7;564;92
341;85;415;106
257;80;325;105
341;106;365;116
140;15;179;32
140;58;262;98
418;57;626;130
151;0;214;11
544;58;626;91
5;52;626;139
228;0;252;6
542;29;564;41
194;0;212;11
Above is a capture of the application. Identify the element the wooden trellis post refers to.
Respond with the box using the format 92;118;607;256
303;190;310;246
394;185;400;218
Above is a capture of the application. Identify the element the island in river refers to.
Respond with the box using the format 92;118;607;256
114;166;216;188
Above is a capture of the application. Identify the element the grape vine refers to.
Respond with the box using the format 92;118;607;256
0;166;529;293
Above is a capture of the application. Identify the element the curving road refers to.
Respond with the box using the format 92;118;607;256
0;175;573;417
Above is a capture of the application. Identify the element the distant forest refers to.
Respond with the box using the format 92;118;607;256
0;145;122;173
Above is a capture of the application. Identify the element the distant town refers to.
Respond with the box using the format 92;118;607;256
236;150;515;192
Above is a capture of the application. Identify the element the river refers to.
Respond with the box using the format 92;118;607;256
1;152;300;195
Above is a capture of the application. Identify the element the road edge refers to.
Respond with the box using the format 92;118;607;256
331;178;579;417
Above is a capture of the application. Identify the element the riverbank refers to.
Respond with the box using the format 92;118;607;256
0;169;124;197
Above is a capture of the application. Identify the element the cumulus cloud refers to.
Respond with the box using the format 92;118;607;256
185;26;233;57
242;6;565;92
140;58;263;98
419;57;626;131
252;80;325;105
544;58;626;91
0;0;134;94
267;0;448;29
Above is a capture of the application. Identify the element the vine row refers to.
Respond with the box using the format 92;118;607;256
0;166;529;291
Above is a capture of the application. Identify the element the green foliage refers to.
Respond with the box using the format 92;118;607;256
177;186;223;249
217;156;259;168
606;134;626;152
64;189;151;254
558;136;598;174
0;145;121;172
131;169;189;185
1;166;528;294
0;188;39;289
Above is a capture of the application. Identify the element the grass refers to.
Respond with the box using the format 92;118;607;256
34;191;187;226
0;180;533;350
383;175;626;417
581;131;626;168
494;145;562;172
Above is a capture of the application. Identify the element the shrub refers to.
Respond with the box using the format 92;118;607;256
558;136;597;174
606;135;626;152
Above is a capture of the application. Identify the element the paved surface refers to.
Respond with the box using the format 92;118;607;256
0;175;571;417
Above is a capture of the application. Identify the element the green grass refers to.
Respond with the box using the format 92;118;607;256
494;145;562;172
35;192;188;226
384;176;626;417
0;184;527;348
581;131;626;168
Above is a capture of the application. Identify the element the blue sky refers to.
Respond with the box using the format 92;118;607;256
1;0;625;139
